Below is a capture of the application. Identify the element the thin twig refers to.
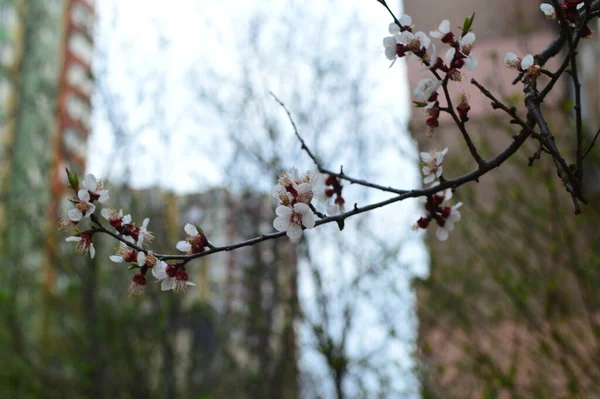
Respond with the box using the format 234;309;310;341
270;91;409;195
269;91;321;167
434;70;485;167
583;127;600;159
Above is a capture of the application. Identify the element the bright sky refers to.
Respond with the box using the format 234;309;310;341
89;1;426;397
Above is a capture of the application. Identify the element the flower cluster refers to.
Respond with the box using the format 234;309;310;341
387;15;476;137
62;169;198;296
101;208;154;246
272;168;316;242
414;190;463;241
62;172;110;258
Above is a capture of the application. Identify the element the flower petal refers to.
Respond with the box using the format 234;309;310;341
444;189;453;201
83;203;96;217
439;19;450;34
161;278;174;291
423;174;436;184
287;224;303;241
275;205;293;217
152;262;168;279
184;223;198;236
383;36;397;48
420;152;433;162
65;236;81;242
399;14;412;27
385;46;397;61
302;212;315;229
89;244;95;259
78;190;90;202
101;208;111;220
68;208;83;222
461;32;475;46
436;227;449;241
98;190;109;203
521;54;534;70
540;3;555;18
293;202;310;214
176;241;192;252
109;255;124;263
273;216;290;232
464;55;478;70
83;174;96;190
137;252;146;266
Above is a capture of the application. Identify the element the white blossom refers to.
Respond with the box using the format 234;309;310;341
504;52;520;69
413;78;442;102
109;242;136;263
383;35;400;61
273;203;315;242
66;234;95;258
82;174;109;203
152;261;196;293
273;169;315;206
429;20;450;39
136;251;157;268
399;30;431;59
176;223;206;254
388;22;400;35
436;202;463;241
137;217;152;246
399;14;412;27
67;189;96;222
444;33;478;70
504;52;535;71
446;47;456;63
421;148;448;185
540;3;556;19
520;54;534;70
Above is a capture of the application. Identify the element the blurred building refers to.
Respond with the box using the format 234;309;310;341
108;187;299;398
0;0;95;286
403;0;600;397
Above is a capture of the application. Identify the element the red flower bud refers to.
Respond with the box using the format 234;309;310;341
440;206;451;219
441;32;455;44
435;216;446;227
132;273;146;286
88;190;100;202
426;117;439;128
396;43;406;58
417;217;430;229
175;270;189;281
125;251;137;263
166;264;178;278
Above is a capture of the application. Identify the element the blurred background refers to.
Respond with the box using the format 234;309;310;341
1;0;600;398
